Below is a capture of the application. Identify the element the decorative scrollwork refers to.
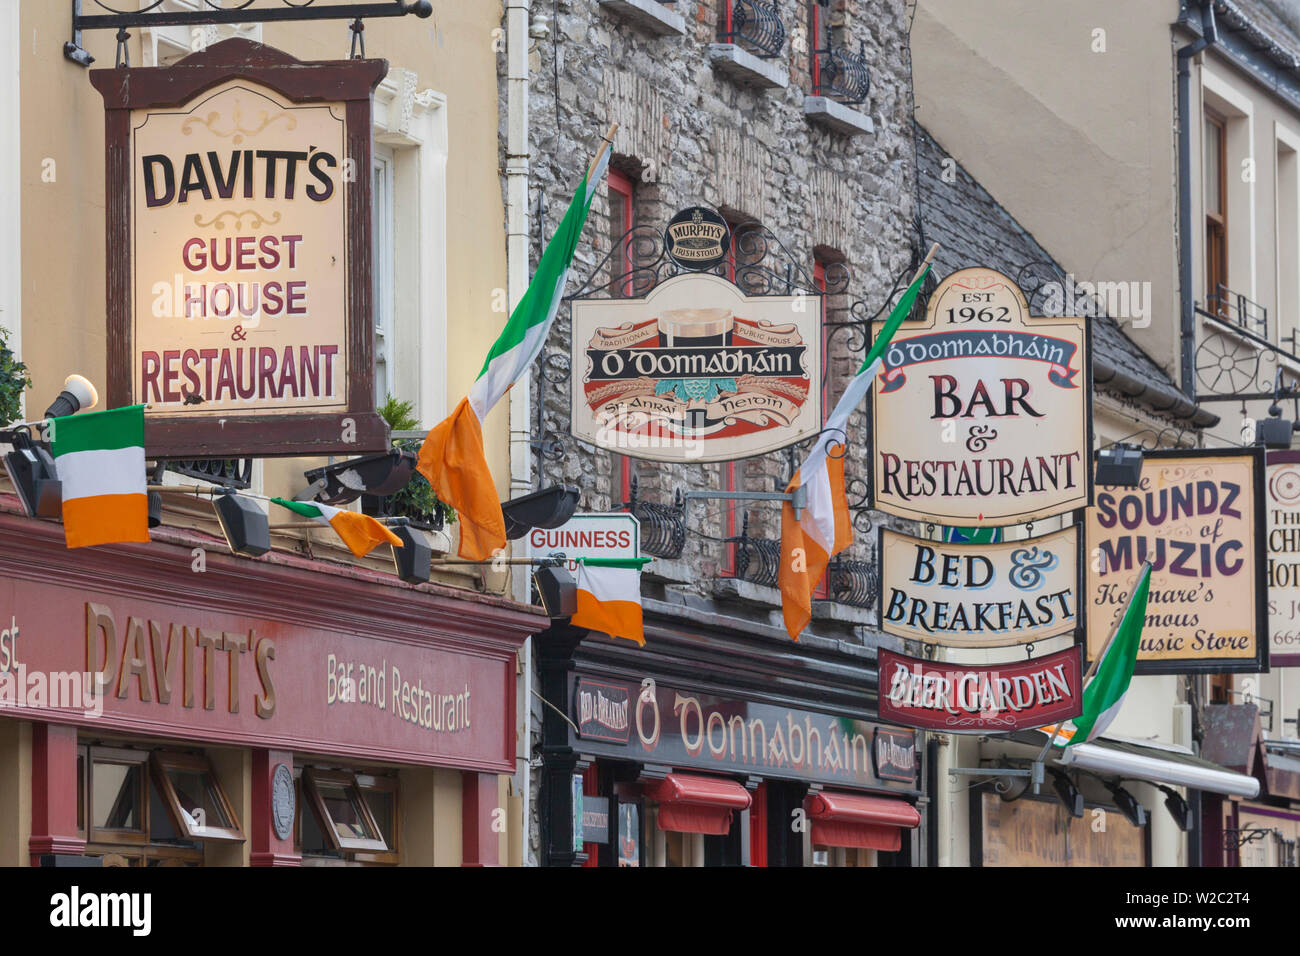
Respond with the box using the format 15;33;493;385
813;39;871;105
1195;329;1263;397
727;512;781;587
718;0;786;59
626;479;686;559
826;556;877;608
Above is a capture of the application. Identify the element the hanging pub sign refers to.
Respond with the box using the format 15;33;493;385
877;646;1084;733
90;38;389;457
870;267;1092;526
570;271;820;463
872;727;918;784
1265;450;1300;666
877;525;1082;647
1085;448;1269;675
663;206;730;271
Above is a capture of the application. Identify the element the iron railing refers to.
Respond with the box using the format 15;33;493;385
717;0;785;58
166;458;253;489
1206;282;1268;336
726;513;781;587
813;39;871;105
625;476;685;559
827;556;877;608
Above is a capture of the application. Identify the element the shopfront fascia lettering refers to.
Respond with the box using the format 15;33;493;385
326;653;470;734
85;603;276;718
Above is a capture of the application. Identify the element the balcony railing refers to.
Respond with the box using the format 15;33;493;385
625;476;685;559
1206;283;1267;336
812;39;871;105
827;556;877;608
726;512;781;587
166;458;252;489
717;0;785;58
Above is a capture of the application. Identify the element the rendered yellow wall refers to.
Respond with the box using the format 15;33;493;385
0;719;31;867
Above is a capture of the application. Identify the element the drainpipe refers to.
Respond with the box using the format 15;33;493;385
1177;0;1218;396
505;0;533;864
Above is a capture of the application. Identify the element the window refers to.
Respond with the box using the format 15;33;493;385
1206;111;1228;312
298;767;395;862
373;145;396;405
150;751;244;842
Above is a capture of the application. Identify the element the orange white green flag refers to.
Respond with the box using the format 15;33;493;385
572;557;650;646
779;261;932;639
416;132;614;561
50;403;150;549
270;498;403;558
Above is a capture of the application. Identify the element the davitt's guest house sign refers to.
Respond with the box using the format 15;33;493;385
91;39;389;457
1086;448;1269;674
870;267;1092;526
570;271;821;463
878;525;1081;647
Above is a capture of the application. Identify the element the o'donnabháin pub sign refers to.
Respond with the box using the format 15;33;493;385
870;267;1093;526
91;38;389;458
570;208;821;464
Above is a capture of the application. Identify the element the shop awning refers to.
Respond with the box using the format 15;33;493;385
646;774;751;835
804;791;921;852
1057;738;1259;798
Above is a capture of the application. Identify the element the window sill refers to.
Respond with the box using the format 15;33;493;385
803;96;874;137
598;0;686;36
810;599;876;626
707;43;789;90
712;575;780;609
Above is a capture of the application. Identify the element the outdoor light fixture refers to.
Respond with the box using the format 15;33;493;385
390;521;433;584
43;374;99;420
533;565;577;620
1048;768;1084;818
1104;781;1148;828
502;485;580;540
1256;404;1298;450
1156;784;1193;832
213;490;271;557
1095;444;1144;487
2;431;61;518
300;448;416;506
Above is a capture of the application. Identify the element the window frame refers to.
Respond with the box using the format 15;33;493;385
149;750;245;843
87;746;150;846
372;143;397;406
302;767;390;854
1205;109;1229;310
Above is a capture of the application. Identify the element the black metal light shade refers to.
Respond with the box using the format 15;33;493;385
1049;768;1084;819
1256;415;1295;450
302;448;416;506
390;523;432;584
3;434;61;518
533;565;577;620
1096;445;1144;487
502;485;580;540
1156;785;1193;832
1104;781;1148;828
213;490;271;557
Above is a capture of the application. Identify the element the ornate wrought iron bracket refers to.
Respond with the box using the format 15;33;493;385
64;0;433;67
1193;306;1300;403
948;763;1046;794
1224;827;1275;851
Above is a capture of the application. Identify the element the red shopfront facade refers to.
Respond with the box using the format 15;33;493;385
0;501;541;867
536;618;922;868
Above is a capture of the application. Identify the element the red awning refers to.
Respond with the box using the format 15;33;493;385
805;791;921;852
646;773;751;836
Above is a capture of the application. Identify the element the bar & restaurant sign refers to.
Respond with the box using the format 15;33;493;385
1085;448;1269;674
91;38;389;457
870;267;1092;526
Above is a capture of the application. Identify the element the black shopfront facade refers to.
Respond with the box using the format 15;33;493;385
536;600;924;868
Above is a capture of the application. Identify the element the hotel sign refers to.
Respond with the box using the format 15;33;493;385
878;525;1082;647
91;38;389;457
570;272;821;463
870;267;1092;526
1267;451;1300;666
878;646;1083;734
1085;448;1269;675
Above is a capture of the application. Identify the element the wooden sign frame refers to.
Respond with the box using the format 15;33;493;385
91;38;389;458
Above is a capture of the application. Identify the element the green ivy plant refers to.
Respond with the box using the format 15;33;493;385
379;395;456;527
0;328;31;426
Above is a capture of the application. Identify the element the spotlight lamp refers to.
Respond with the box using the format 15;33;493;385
1256;408;1298;450
1103;780;1148;828
1095;443;1144;487
1048;768;1084;819
1155;784;1194;832
44;374;99;420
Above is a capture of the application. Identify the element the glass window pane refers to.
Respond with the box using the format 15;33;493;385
165;768;233;831
1205;118;1222;215
364;787;395;848
93;762;141;831
318;783;375;842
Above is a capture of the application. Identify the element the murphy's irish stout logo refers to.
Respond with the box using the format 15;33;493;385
663;206;730;270
1085;449;1268;674
130;78;347;415
571;272;820;463
870;267;1092;526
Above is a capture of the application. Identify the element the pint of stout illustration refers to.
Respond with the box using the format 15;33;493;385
656;308;734;348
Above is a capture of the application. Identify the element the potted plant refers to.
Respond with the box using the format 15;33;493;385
0;328;31;426
364;396;456;531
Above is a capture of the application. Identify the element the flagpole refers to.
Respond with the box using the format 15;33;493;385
586;123;619;181
913;242;940;285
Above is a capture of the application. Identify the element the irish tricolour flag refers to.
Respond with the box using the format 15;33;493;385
779;262;932;639
270;498;403;558
1044;561;1153;746
417;133;613;560
51;404;149;549
572;557;649;646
